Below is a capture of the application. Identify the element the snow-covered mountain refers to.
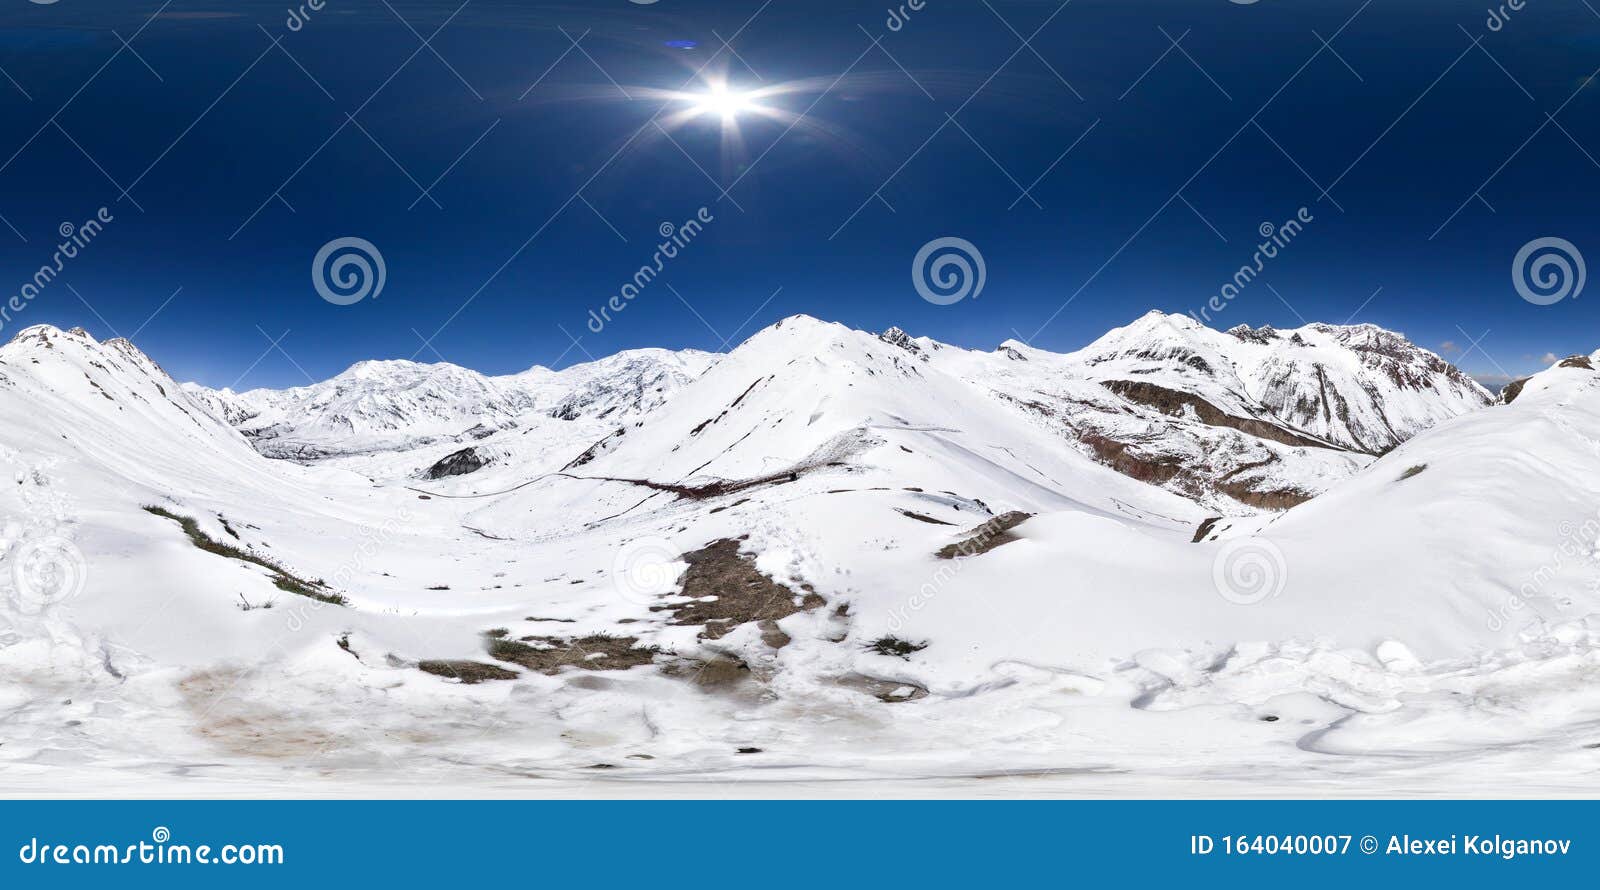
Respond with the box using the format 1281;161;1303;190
875;311;1488;510
10;314;1581;795
1075;312;1490;453
185;311;1483;512
182;348;717;460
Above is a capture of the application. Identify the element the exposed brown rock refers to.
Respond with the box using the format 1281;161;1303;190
936;511;1031;559
834;674;929;703
1215;480;1314;510
1102;379;1329;449
488;635;659;674
1076;432;1182;486
652;538;824;640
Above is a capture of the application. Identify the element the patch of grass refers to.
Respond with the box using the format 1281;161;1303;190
488;634;659;675
144;505;346;606
417;660;519;684
866;636;928;659
484;627;510;639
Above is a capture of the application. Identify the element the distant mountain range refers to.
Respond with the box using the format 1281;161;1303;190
179;310;1491;511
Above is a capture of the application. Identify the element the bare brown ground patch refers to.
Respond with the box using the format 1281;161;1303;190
652;538;824;640
834;674;930;703
488;634;660;674
935;512;1032;559
178;668;343;759
418;660;519;684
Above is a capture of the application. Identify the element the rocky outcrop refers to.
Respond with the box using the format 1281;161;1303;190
1102;379;1331;450
425;447;488;479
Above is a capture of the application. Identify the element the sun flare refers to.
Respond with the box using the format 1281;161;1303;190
687;83;760;121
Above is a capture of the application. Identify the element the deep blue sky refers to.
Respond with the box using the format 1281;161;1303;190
0;0;1596;389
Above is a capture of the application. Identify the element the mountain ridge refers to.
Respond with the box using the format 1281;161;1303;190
15;312;1490;512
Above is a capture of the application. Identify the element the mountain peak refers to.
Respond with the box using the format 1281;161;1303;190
7;323;67;346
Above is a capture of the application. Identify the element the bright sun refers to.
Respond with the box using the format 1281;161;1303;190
689;84;757;121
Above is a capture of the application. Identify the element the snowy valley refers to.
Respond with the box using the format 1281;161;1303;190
3;313;1600;796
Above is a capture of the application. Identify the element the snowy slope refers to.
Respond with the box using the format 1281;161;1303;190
7;319;1597;796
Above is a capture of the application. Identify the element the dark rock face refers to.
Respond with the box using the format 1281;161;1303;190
1102;379;1330;450
879;327;928;360
1226;324;1279;345
425;447;488;479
